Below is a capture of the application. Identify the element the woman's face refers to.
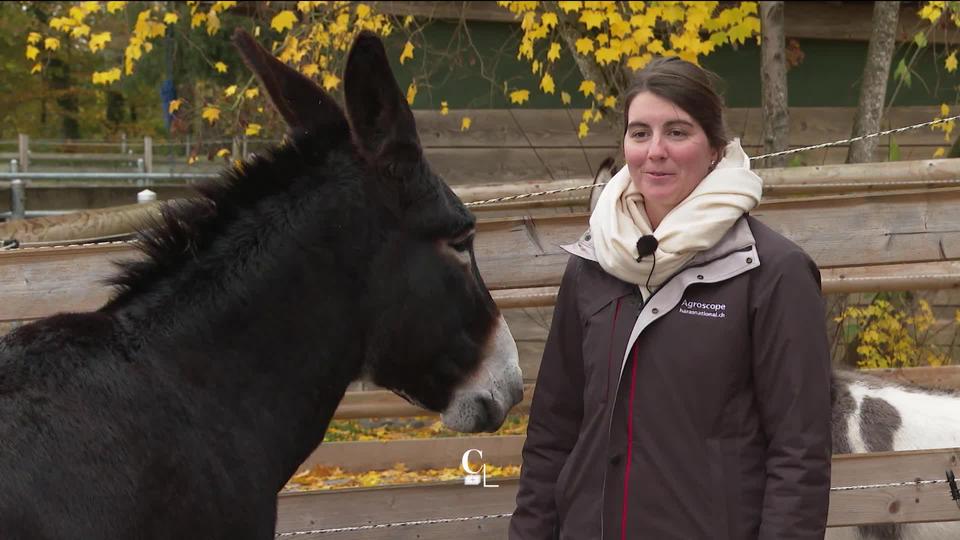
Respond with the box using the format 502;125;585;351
623;91;718;226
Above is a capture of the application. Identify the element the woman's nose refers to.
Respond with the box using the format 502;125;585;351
647;134;667;160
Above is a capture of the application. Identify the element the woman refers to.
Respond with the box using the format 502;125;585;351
509;57;832;539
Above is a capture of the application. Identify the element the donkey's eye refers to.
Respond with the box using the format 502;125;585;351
449;229;475;253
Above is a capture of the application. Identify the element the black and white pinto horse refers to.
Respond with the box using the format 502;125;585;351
0;30;523;539
590;162;960;540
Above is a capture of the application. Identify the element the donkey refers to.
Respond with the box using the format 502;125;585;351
0;29;523;539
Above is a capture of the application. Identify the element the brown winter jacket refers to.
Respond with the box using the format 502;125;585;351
509;215;832;540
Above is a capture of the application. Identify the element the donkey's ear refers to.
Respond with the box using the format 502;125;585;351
343;31;420;155
232;29;347;136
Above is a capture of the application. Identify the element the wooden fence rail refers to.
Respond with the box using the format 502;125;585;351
275;447;960;536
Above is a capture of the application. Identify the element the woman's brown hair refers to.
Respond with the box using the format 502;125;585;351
621;57;728;153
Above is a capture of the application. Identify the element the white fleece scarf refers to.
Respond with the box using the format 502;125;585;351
589;138;763;300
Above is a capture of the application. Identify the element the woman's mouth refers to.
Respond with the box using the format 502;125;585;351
645;171;674;179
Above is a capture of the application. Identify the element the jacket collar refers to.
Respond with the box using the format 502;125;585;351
562;214;756;267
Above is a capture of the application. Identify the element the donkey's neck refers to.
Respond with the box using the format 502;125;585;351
107;173;377;486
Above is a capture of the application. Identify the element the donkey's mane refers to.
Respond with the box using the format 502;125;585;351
107;133;337;305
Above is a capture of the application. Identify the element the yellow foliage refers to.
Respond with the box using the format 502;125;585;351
561;91;571;105
920;1;944;22
44;37;59;51
400;41;414;64
27;32;41;45
25;45;39;61
202;106;221;124
579;10;605;30
947;52;958;73
168;99;182;113
406;82;417;105
216;148;231;158
322;73;341;91
214;61;228;73
89;32;111;53
245;87;260;99
191;12;206;29
271;10;298;33
206;9;221;35
575;37;594;55
92;68;121;85
578;121;589;139
106;1;127;14
31;63;42;74
594;46;621;65
578;79;596;97
164;12;179;24
509;89;530;104
224;85;237;97
540;73;555;94
301;64;319;77
934;147;946;158
213;1;237;12
245;123;262;136
440;101;449;115
460;116;472;131
71;24;91;39
542;42;559;63
557;1;582;13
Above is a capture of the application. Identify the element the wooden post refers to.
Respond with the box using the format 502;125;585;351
120;133;127;154
143;136;153;173
17;134;29;172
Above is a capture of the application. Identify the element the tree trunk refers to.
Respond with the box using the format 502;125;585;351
847;1;899;164
759;1;789;169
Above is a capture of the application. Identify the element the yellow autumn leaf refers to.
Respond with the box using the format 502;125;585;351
460;116;472;131
302;63;319;76
558;1;583;13
593;109;603;122
214;61;228;73
356;3;371;18
106;1;127;14
297;1;314;13
509;89;530;104
627;55;651;71
89;32;111;53
216;148;231;158
71;24;91;39
206;10;221;35
578;79;596;97
168;99;182;113
202;106;221;124
164;12;179;24
91;68;121;85
440;101;449;115
947;52;958;73
246;123;262;136
224;85;237;97
594;47;621;65
540;73;555;94
400;41;414;65
603;96;616;108
43;37;59;51
934;147;946;158
578;121;589;139
561;91;571;105
579;10;605;30
322;73;341;90
942;103;951;117
541;12;558;29
245;87;260;99
547;42;561;62
191;12;206;28
31;63;42;74
25;45;39;60
406;82;417;105
213;1;237;12
187;154;199;165
27;32;42;45
575;37;594;55
271;10;297;33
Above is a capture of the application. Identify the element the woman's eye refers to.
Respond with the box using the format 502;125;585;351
669;130;687;137
450;240;470;252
